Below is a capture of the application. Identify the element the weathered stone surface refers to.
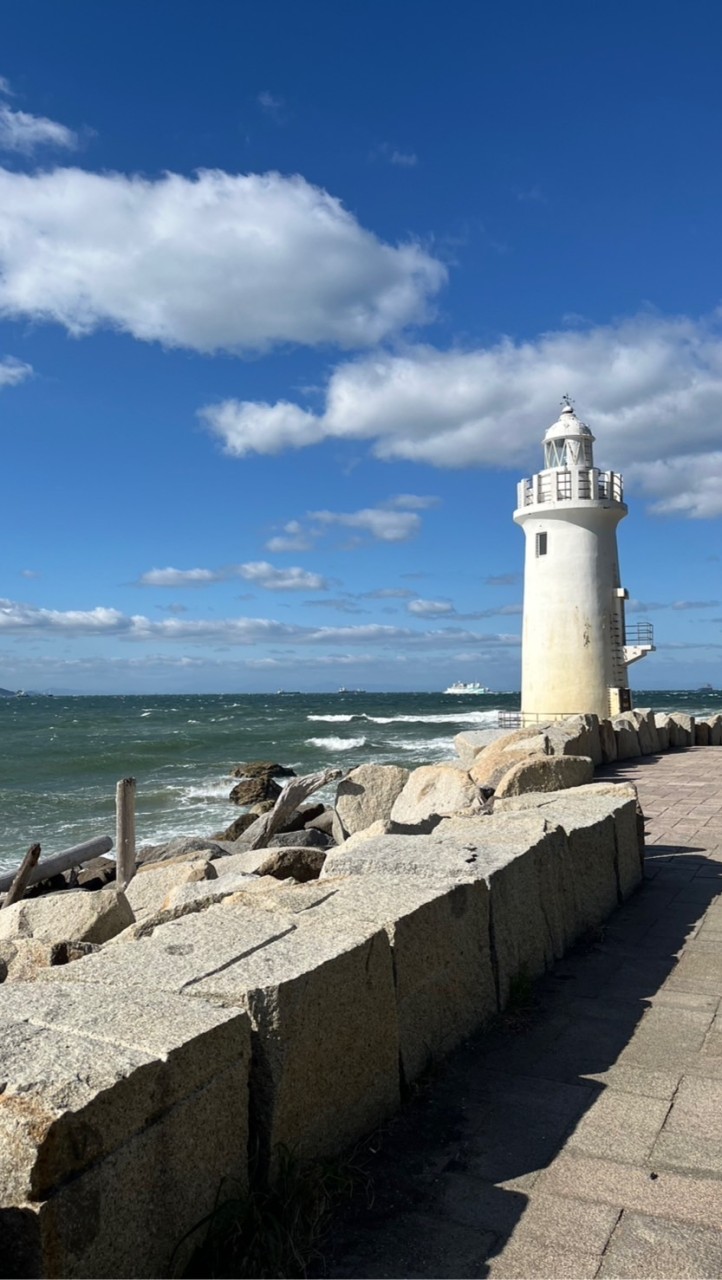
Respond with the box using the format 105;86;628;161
213;847;273;877
632;707;661;753
137;835;229;865
546;714;603;766
668;712;695;747
0;980;250;1279
335;764;409;836
454;728;509;767
49;902;400;1169
469;733;550;788
0;938;99;983
654;713;671;750
616;708;658;755
229;776;282;806
298;875;496;1084
125;858;216;923
612;717;642;759
390;763;477;826
0;887;133;947
69;857;116;891
696;721;712;745
599;718;618;763
255;846;327;882
494;786;642;920
494;754;594;797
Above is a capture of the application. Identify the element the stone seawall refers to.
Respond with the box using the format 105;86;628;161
0;780;644;1277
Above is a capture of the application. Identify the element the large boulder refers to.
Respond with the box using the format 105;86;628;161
255;846;327;883
494;754;594;798
695;721;711;746
0;887;133;947
211;813;259;842
229;761;296;779
335;764;409;836
125;858;217;924
137;836;230;865
546;715;602;766
229;776;282;806
611;717;641;760
454;728;510;767
598;718;618;764
668;713;695;747
615;709;658;755
390;764;477;826
469;731;550;789
705;715;722;747
262;828;332;849
654;713;671;751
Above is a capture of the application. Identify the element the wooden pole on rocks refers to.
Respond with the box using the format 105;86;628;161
116;777;136;888
1;843;41;908
0;836;113;896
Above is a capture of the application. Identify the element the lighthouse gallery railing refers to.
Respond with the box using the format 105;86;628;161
518;468;624;507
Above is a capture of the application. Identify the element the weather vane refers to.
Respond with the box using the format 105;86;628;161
561;393;575;409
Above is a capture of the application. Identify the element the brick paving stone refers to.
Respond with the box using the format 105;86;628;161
566;1090;670;1163
651;1076;722;1175
598;1210;722;1279
537;1153;722;1228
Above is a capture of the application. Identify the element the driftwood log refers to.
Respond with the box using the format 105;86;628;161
0;836;113;896
1;843;41;907
249;768;343;849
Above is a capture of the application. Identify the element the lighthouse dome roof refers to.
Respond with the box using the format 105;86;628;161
543;403;595;443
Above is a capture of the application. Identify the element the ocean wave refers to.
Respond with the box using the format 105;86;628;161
306;735;367;751
361;710;500;726
307;714;357;722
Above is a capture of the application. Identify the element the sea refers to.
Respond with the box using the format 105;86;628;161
0;688;720;876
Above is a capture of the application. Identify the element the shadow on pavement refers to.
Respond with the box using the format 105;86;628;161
311;846;722;1279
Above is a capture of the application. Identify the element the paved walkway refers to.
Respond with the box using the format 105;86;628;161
317;748;722;1280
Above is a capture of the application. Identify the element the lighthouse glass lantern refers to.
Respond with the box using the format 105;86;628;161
514;399;654;722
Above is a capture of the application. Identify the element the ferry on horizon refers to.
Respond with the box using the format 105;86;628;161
444;681;490;695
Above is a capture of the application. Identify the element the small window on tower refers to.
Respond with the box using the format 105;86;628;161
536;532;548;557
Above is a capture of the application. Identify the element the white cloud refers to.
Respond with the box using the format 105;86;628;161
0;594;519;649
202;312;722;516
0;356;32;387
0;77;13;97
257;91;285;120
310;505;422;543
0;167;445;353
408;598;454;616
138;561;327;591
236;561;326;591
139;567;222;587
0;105;77;154
265;520;314;553
373;143;418;168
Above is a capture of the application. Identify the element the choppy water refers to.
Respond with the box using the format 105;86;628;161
0;689;719;874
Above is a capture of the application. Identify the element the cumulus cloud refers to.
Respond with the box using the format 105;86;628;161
265;520;314;553
0;167;445;353
408;598;454;616
0;356;32;387
310;504;423;543
0;105;78;154
137;561;327;591
202;312;722;516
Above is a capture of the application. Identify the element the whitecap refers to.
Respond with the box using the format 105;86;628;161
306;735;367;751
306;714;356;722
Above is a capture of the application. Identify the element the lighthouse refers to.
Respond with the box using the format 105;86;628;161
514;398;654;722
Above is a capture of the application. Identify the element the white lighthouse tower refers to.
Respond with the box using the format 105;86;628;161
514;398;654;721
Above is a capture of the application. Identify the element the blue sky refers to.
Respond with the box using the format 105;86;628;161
1;0;721;694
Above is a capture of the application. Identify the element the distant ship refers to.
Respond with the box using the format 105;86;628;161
444;681;490;695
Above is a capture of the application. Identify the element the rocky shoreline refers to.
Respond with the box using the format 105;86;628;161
1;706;719;983
1;706;720;1275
